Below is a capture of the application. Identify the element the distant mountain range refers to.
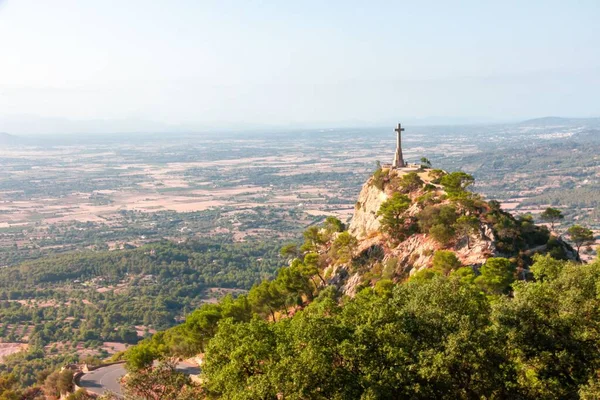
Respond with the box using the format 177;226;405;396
518;116;600;126
0;132;18;143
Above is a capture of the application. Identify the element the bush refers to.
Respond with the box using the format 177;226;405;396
418;205;458;232
377;193;412;240
432;250;461;275
440;172;474;197
394;172;423;193
429;224;456;246
474;257;515;294
372;167;389;191
418;205;458;245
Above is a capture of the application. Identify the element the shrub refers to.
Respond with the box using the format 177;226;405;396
418;205;457;230
429;224;456;246
377;193;412;240
432;250;461;275
372;166;389;191
394;172;423;193
474;257;515;294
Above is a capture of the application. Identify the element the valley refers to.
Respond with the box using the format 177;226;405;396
0;119;598;391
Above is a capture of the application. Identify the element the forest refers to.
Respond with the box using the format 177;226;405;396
0;239;282;387
121;253;600;399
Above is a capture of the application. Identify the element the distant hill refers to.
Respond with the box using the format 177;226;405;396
0;132;17;143
519;116;600;126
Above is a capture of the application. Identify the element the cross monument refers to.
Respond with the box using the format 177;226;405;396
393;123;405;168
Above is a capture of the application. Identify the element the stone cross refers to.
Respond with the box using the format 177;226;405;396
393;123;405;168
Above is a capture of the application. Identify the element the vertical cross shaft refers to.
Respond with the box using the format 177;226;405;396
393;123;405;168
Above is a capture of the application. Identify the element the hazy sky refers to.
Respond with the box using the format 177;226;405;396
1;0;599;133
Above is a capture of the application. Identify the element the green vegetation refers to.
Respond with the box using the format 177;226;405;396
123;253;600;399
540;207;564;230
440;171;474;198
431;250;461;275
329;232;358;264
454;214;479;248
371;161;389;190
42;369;73;399
0;239;282;387
0;123;597;397
393;171;423;193
474;257;516;295
377;193;412;239
417;204;458;245
567;224;595;257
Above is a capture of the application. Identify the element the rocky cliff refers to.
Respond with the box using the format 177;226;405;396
325;165;576;296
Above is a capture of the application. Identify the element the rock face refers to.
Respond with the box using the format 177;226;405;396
348;168;498;274
349;177;387;240
330;166;577;297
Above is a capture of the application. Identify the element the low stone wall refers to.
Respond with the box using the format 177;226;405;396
83;360;126;372
72;371;86;392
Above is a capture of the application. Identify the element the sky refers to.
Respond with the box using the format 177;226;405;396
0;0;599;134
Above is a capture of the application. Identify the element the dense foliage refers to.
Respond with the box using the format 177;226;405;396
125;254;600;399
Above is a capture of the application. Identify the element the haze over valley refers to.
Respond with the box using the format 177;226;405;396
1;0;599;398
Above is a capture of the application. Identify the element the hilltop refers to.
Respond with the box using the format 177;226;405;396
316;163;576;297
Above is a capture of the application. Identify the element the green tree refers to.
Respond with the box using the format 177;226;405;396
248;280;283;321
432;250;462;276
429;224;455;246
276;264;313;305
474;257;515;294
377;193;412;239
220;294;252;323
493;214;521;253
203;318;278;399
43;369;73;399
451;266;477;285
493;257;600;398
567;225;595;258
183;304;223;352
530;253;567;282
372;161;388;190
418;204;459;246
418;204;458;232
0;374;21;400
302;252;326;285
330;232;358;264
396;172;423;193
323;216;345;234
124;360;195;400
540;207;564;230
280;243;300;259
440;171;475;196
454;215;479;249
301;225;326;252
66;389;96;400
126;342;158;371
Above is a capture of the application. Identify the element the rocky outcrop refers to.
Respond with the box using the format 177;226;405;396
328;166;579;297
349;177;387;240
349;168;498;272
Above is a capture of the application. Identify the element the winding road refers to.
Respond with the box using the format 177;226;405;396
78;362;201;397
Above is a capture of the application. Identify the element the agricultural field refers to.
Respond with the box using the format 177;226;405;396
1;120;598;264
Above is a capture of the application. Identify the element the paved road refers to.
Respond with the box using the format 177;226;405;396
79;363;126;396
79;362;200;397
